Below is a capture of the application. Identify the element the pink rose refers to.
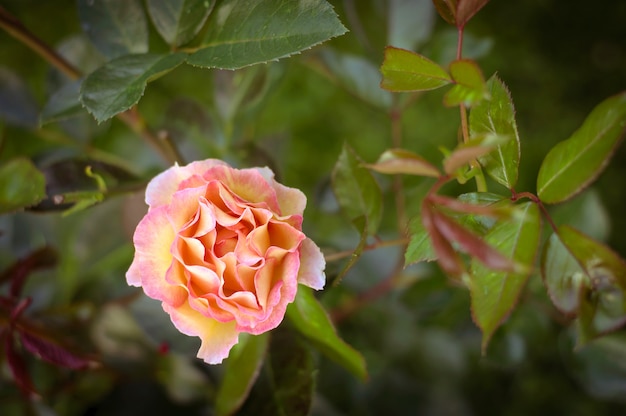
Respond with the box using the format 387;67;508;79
126;159;325;364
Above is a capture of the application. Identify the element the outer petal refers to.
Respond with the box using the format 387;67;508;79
163;301;239;364
127;206;188;306
256;167;307;216
206;166;281;213
146;159;227;208
297;238;326;290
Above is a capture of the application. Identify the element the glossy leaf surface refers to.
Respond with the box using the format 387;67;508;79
470;75;520;188
81;53;187;122
77;0;148;59
380;46;452;92
470;202;540;350
332;144;382;236
146;0;214;47
537;92;626;204
187;0;346;69
286;287;367;381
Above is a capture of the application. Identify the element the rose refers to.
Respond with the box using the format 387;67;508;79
126;159;325;364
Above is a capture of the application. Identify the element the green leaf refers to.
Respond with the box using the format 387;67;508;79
0;158;46;214
146;0;214;47
469;202;540;350
443;59;488;107
332;144;383;236
558;226;626;344
216;333;269;416
469;75;520;188
317;49;392;110
77;0;148;59
40;80;85;124
365;148;441;177
387;0;435;51
238;326;314;416
186;0;347;70
405;214;437;266
541;231;586;315
537;92;626;204
380;46;452;92
286;287;367;381
80;53;187;122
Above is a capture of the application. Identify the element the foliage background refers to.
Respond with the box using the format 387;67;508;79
1;0;626;414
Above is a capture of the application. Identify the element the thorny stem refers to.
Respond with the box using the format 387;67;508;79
0;6;183;166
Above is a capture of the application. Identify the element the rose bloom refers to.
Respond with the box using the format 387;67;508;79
126;159;325;364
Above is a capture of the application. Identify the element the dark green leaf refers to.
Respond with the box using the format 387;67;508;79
365;148;441;177
332;144;383;236
537;92;626;204
287;286;367;381
146;0;214;47
317;49;392;109
239;327;315;416
40;79;85;124
0;158;46;213
388;0;436;51
443;59;488;107
469;202;540;350
380;46;452;92
470;75;520;188
216;333;269;416
80;53;187;122
187;0;347;70
77;0;148;59
405;213;437;266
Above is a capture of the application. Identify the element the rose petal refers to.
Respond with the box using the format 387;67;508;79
163;302;239;364
205;166;281;213
146;159;227;208
297;238;326;290
127;207;188;306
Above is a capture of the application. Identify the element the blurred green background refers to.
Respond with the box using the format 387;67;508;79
1;0;626;414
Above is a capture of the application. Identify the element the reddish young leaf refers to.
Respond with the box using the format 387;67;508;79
19;331;92;370
431;207;516;272
3;331;37;397
422;202;465;278
456;0;490;28
432;0;457;25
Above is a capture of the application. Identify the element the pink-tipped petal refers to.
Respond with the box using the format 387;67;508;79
146;160;227;208
163;301;239;364
127;207;188;306
297;238;326;290
255;167;307;216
